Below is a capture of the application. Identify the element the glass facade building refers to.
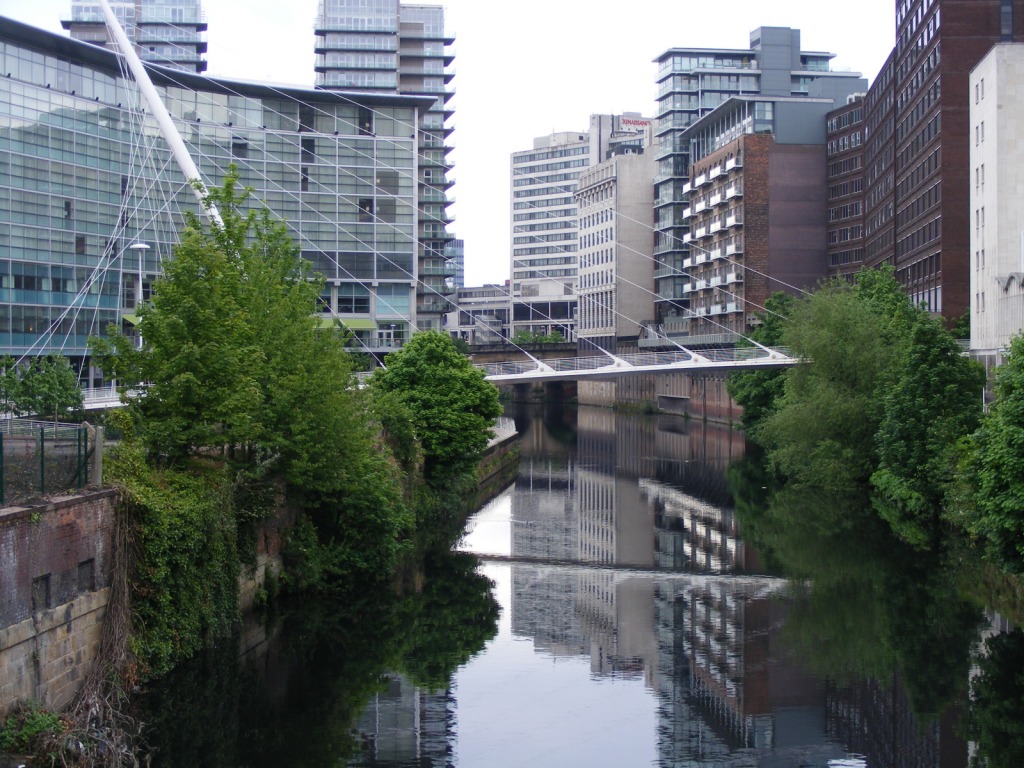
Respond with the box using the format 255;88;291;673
63;0;209;73
0;17;428;373
315;0;455;331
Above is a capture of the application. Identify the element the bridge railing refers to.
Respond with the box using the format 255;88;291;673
478;346;793;378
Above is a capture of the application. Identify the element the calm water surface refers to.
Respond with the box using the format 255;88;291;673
137;403;1021;767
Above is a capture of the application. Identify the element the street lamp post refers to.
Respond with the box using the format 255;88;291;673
127;242;150;348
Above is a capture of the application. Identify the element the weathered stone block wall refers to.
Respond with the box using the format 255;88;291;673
0;490;118;717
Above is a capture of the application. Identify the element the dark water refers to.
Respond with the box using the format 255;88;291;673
136;403;1024;767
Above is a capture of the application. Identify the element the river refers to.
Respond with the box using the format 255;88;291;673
135;403;1023;767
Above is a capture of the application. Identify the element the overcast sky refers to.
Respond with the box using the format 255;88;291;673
6;0;894;286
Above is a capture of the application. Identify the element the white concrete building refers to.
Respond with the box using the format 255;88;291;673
510;114;653;341
575;148;657;354
970;43;1024;364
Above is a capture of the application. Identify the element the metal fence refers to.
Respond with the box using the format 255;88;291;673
0;419;92;505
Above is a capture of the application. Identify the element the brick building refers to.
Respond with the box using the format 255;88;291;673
852;0;1024;322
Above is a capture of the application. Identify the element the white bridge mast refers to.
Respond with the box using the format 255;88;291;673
97;0;223;228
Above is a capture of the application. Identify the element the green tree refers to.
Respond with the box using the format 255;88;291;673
0;355;22;415
370;331;502;486
17;354;83;425
758;269;917;488
964;333;1024;572
726;291;794;434
871;313;985;547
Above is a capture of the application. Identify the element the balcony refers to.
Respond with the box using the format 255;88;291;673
709;192;723;207
725;157;743;171
694;200;707;214
708;221;722;235
725;184;743;199
682;207;693;219
693;172;708;187
695;252;709;264
725;242;743;256
682;233;692;244
681;182;693;195
726;212;743;228
726;270;743;283
708;166;723;181
710;276;722;287
694;226;707;239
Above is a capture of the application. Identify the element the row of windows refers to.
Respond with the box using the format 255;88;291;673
896;113;940;174
828;201;863;222
829;177;864;201
517;220;574;235
828;225;863;244
513;208;575;223
826;107;864;134
827;131;863;157
896;216;941;259
513;184;576;199
827;247;864;268
513;197;574;211
513;232;577;245
513;171;579;188
512;158;589;176
897;181;941;231
897;79;940;146
513;145;587;165
897;43;937;114
896;146;940;201
827;156;863;177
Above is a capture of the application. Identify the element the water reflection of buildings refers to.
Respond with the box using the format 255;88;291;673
502;405;967;763
507;406;843;762
352;674;454;766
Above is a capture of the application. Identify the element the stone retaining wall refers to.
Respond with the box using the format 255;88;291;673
0;489;118;717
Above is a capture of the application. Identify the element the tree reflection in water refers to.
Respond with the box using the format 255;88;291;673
730;452;985;725
135;548;499;767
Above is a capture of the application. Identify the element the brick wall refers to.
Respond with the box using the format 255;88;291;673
0;490;117;716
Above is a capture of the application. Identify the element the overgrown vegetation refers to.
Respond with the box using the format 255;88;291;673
85;170;502;682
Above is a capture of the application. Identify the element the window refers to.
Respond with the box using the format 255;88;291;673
337;283;370;313
358;198;374;222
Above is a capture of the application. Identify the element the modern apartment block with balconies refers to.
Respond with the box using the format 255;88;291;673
651;27;865;346
63;0;208;73
314;0;455;333
671;97;853;347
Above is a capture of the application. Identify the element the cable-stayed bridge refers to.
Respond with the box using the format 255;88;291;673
478;346;798;383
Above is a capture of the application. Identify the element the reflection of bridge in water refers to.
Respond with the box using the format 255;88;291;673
479;346;797;384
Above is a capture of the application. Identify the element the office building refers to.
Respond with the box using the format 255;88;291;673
510;113;652;341
63;0;208;73
859;0;1024;322
575;145;657;354
825;96;866;281
0;17;429;375
652;27;866;343
314;0;456;332
970;43;1024;362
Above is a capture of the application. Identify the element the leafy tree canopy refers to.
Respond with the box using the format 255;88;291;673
370;331;502;486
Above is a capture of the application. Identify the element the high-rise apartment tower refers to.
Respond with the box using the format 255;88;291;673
63;0;207;73
314;0;455;334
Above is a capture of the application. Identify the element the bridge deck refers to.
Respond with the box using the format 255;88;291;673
480;347;797;383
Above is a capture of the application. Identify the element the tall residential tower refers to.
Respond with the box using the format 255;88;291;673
63;0;207;73
314;0;455;335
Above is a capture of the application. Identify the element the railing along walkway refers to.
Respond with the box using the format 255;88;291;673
479;346;798;383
